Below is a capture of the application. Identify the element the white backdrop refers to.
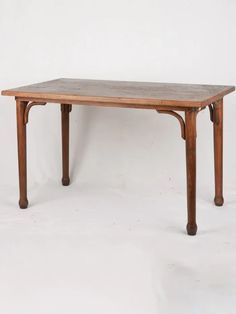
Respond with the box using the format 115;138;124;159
0;1;236;314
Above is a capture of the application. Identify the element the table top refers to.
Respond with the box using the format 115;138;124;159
2;78;235;109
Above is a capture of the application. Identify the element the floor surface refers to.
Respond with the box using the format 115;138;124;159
0;182;236;314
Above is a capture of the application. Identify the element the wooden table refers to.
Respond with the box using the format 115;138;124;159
1;78;235;235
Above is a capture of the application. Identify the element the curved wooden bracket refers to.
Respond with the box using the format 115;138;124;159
24;101;46;124
208;104;214;122
157;109;186;140
208;101;222;124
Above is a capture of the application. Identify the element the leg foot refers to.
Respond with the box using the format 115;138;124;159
186;223;198;236
62;177;70;186
214;196;224;206
19;199;28;209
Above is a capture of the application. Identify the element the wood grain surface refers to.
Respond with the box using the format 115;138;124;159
2;78;235;108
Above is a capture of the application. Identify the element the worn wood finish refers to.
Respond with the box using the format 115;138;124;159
16;100;28;209
2;78;235;235
213;99;224;206
61;104;72;186
2;78;235;108
185;109;197;235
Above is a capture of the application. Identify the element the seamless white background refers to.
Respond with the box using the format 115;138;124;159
0;1;236;313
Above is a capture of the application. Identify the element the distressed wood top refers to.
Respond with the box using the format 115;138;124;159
1;78;235;108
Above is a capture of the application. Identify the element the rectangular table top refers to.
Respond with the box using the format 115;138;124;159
2;78;235;109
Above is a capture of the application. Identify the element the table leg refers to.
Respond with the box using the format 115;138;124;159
16;100;28;209
213;99;224;206
185;109;198;235
61;104;72;186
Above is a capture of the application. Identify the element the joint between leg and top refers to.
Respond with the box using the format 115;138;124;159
61;104;72;113
156;107;206;141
